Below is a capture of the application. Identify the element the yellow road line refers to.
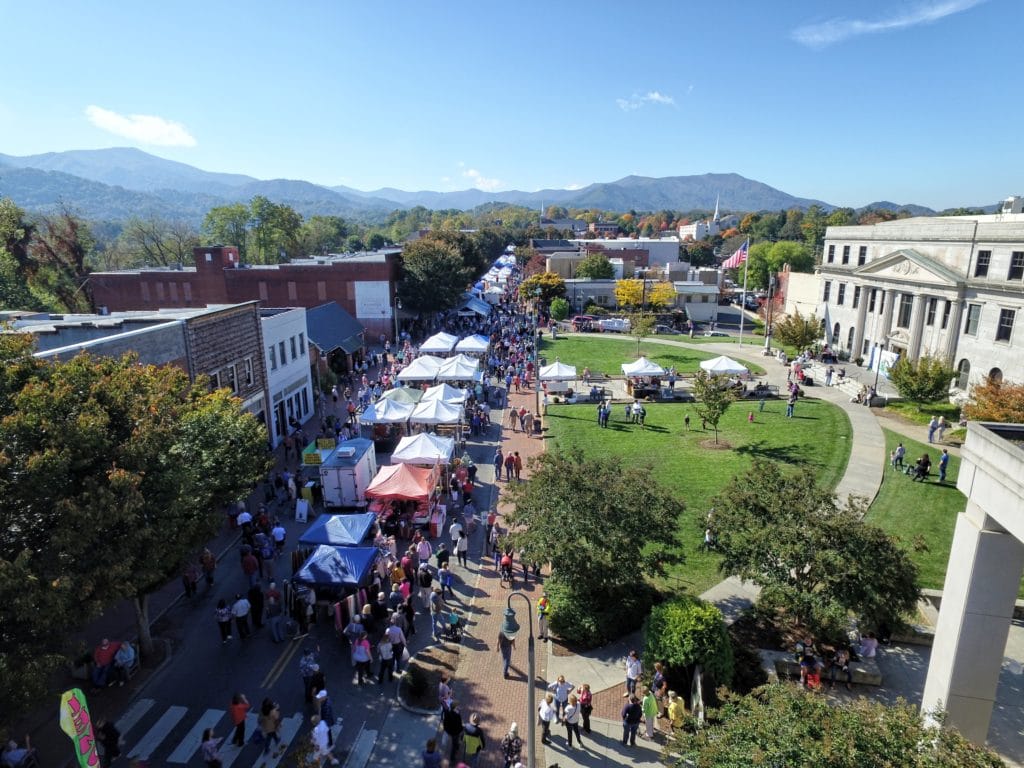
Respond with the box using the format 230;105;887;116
261;637;303;689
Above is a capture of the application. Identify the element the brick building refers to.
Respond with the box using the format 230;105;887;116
88;245;402;342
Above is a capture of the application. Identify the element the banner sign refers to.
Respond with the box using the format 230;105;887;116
59;688;99;768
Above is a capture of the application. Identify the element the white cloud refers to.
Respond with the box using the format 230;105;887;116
84;105;197;147
792;0;985;48
564;183;583;191
461;167;503;192
616;90;676;112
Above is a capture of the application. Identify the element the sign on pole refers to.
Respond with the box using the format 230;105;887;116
59;687;100;768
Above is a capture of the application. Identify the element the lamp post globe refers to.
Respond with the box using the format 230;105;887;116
504;593;537;768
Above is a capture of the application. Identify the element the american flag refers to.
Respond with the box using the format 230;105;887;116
722;240;748;269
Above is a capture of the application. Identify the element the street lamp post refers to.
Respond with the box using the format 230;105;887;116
502;593;536;768
393;295;402;344
764;274;776;353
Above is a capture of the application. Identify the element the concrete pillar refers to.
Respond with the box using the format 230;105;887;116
878;289;894;349
944;299;964;363
921;504;1024;743
908;293;927;360
851;285;869;359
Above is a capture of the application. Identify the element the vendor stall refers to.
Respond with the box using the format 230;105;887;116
539;359;577;395
700;355;749;376
378;386;423;405
436;354;481;382
293;545;380;595
419;332;459;355
396;355;445;382
421;382;467;404
454;334;490;356
318;438;377;508
622;356;666;398
365;462;444;539
299;512;377;547
391;432;456;466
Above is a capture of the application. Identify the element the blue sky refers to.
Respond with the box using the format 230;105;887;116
0;0;1018;209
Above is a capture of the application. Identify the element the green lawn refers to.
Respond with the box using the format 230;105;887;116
539;336;765;376
864;429;965;591
883;400;960;427
544;398;852;595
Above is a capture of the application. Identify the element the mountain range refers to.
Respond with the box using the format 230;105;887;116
0;146;942;224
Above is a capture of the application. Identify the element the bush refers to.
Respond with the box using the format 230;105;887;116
643;596;734;690
404;662;428;699
546;577;656;648
549;297;570;321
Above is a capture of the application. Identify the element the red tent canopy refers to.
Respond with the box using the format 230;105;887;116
364;462;439;501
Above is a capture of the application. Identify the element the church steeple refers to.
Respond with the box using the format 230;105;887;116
713;194;720;223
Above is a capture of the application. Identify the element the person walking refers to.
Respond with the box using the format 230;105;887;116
200;728;223;768
351;632;373;684
537;694;556;745
513;451;523;480
500;723;522;768
229;693;250;747
200;547;217;589
536;593;550;640
895;442;906;470
299;646;319;703
430;587;445;642
442;701;464;763
317;689;337;747
456;532;469;568
311;714;339;766
377;633;395;684
938;448;950;483
667;691;685;733
642;687;658;739
439;562;455;599
928;415;939;443
494;448;504;481
215;599;233;643
621;695;643;746
462;713;486;767
385;616;407;674
497;630;515;678
563;694;583;748
421;738;443;768
578;683;594;733
624;649;642;697
95;718;122;768
258;698;283;757
504;452;515;480
231;594;251;639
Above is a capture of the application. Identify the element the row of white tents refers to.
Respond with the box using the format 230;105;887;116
396;353;482;383
418;333;490;356
620;354;749;377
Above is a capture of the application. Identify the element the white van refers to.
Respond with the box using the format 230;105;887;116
598;317;631;333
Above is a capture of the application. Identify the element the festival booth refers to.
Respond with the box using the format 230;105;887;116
359;399;414;451
459;294;493;318
391;432;456;466
539;359;577;396
314;438;378;508
299;512;377;547
622;356;666;399
419;332;459;355
700;355;749;376
292;545;380;597
365;462;444;539
421;382;467;405
454;334;490;356
436;354;481;382
379;386;423;405
410;398;465;448
396;355;444;382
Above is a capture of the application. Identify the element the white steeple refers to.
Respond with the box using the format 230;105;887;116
713;194;720;222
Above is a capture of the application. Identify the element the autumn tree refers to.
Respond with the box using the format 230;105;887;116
711;460;919;641
0;339;268;724
964;376;1024;423
692;370;734;444
506;450;684;645
888;354;956;404
773;310;822;350
518;271;566;304
27;208;96;312
648;280;677;309
615;278;644;309
666;684;1004;768
575;252;615;279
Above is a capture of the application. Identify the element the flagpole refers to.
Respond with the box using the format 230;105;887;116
738;239;748;345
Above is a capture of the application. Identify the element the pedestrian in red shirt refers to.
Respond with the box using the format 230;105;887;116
229;693;250;746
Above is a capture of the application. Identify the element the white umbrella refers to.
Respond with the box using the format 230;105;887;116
410;399;463;425
539;360;578;381
419;332;459;354
422;382;467;404
391;433;455;465
396;355;445;381
454;334;490;354
700;355;749;376
622;357;666;376
359;399;414;424
436;354;481;382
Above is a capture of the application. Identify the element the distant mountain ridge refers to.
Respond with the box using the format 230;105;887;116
0;146;951;223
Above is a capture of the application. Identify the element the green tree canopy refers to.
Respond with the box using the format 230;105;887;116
740;241;816;290
773;310;822;350
644;597;733;688
692;370;734;443
202;202;250;259
575;252;615;279
0;339;269;726
711;460;920;640
665;684;1003;768
399;238;472;312
549;297;570;321
888;354;955;404
299;215;349;255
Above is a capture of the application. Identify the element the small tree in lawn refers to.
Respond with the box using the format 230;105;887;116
711;460;919;641
772;310;821;351
692;370;734;443
889;354;956;405
964;375;1024;423
628;312;656;357
549;297;570;321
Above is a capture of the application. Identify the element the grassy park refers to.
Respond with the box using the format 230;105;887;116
538;335;765;377
544;396;852;595
864;429;965;591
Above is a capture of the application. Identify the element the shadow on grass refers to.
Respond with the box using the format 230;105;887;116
733;440;810;465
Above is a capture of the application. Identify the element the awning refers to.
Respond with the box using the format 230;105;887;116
391;433;455;465
293;545;379;588
622;356;666;376
396;355;445;381
306;302;365;355
454;334;490;354
539;360;577;381
359;398;414;424
379;387;424;405
298;512;377;547
421;382;467;404
460;294;492;317
365;462;438;501
436;354;480;382
410;398;463;425
699;355;749;375
420;332;459;354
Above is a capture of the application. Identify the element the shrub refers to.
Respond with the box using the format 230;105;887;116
404;662;428;699
546;577;656;648
643;596;734;690
549;297;570;321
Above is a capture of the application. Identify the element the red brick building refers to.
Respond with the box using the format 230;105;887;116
89;246;403;340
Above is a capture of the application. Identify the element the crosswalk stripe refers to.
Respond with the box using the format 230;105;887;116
343;725;375;768
166;708;225;763
219;712;259;768
127;705;187;759
116;698;155;736
258;713;304;768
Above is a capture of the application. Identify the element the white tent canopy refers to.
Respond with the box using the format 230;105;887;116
454;334;490;355
422;382;467;404
391;432;455;465
409;399;463;425
396;355;445;381
419;332;459;354
622;357;666;377
700;355;749;375
359;399;414;424
539;360;578;381
436;354;481;382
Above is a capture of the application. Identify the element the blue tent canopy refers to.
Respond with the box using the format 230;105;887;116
298;512;377;547
293;545;379;588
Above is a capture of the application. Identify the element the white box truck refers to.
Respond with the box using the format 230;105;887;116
319;438;378;508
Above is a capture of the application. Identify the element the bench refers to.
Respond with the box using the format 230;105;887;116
760;650;882;686
662;387;695;402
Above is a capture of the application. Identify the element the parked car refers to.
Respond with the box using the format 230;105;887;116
571;315;596;331
718;296;734;306
654;324;681;335
703;330;729;337
598;317;631;333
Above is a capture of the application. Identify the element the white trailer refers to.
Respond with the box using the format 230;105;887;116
319;438;378;508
